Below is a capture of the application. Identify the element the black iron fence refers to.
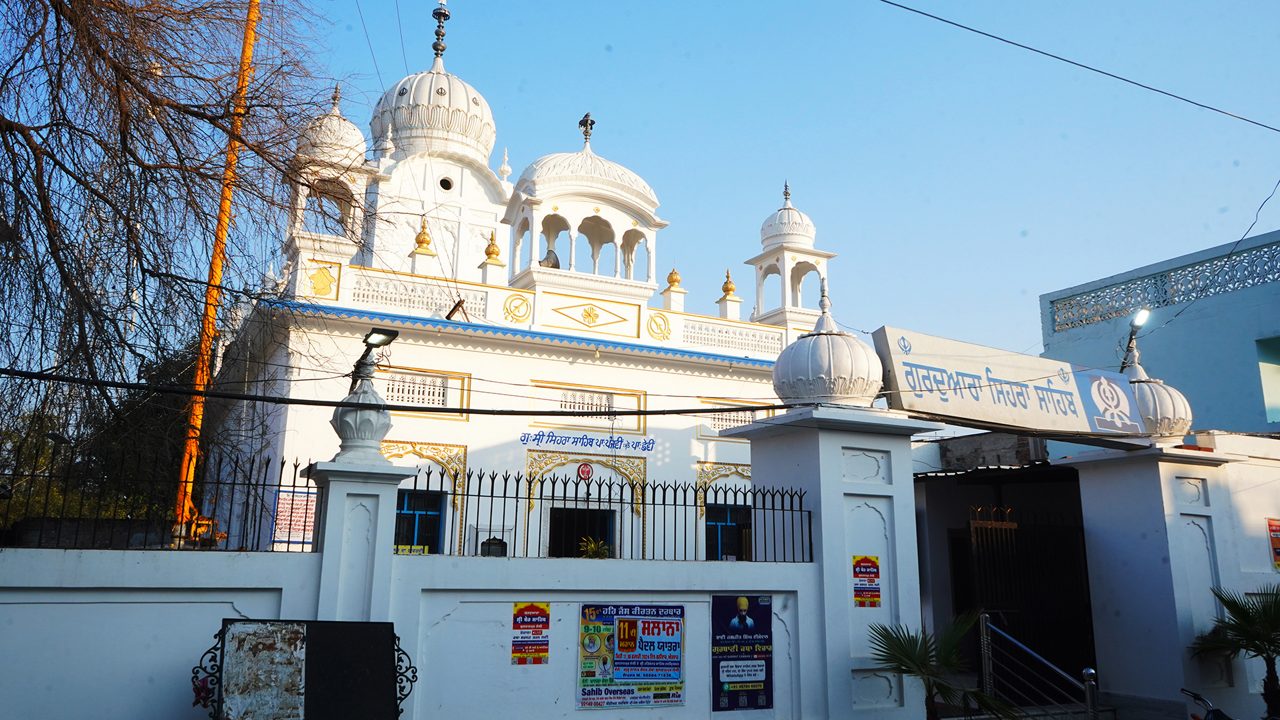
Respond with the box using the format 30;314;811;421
392;468;813;562
0;448;317;552
0;452;811;562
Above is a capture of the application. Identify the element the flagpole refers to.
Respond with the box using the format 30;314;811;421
174;0;262;543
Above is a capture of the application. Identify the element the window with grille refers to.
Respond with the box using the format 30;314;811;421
559;390;616;422
384;372;448;407
705;504;752;561
394;490;446;554
709;409;755;432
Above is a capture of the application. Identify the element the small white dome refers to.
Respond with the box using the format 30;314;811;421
370;57;496;165
297;90;367;167
517;141;658;210
760;183;816;248
1124;359;1193;442
772;285;882;406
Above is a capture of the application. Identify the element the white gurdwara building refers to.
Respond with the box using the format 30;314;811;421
214;8;844;555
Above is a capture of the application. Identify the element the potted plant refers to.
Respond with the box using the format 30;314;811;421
1190;583;1280;719
868;613;1015;720
578;536;610;559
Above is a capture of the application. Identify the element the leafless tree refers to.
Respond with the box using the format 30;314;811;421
0;0;323;452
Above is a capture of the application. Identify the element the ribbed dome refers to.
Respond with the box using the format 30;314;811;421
1124;359;1193;442
297;92;367;167
760;184;816;248
517;141;658;210
772;285;882;406
370;57;496;165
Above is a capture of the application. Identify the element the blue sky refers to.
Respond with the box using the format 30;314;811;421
306;0;1280;357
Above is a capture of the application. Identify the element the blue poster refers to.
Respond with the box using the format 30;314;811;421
710;595;773;712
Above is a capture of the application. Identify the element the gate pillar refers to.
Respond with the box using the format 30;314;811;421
726;406;941;720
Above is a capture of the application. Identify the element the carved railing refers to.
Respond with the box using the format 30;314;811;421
347;269;488;317
680;319;785;356
1050;238;1280;331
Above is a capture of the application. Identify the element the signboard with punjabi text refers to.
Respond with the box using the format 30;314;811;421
873;326;1145;436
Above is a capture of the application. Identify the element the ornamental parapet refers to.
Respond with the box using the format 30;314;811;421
1049;237;1280;332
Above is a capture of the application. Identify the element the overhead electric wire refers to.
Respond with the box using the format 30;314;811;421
0;365;1190;441
876;0;1280;135
0;365;793;419
352;0;384;89
1140;174;1280;339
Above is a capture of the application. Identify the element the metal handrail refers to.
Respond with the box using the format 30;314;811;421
984;617;1084;690
980;613;1100;720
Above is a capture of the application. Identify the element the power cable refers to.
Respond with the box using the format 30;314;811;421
876;0;1280;135
352;0;384;89
1140;174;1280;338
0;365;1167;441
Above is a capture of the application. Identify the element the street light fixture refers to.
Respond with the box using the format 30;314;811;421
1121;309;1149;371
350;327;399;392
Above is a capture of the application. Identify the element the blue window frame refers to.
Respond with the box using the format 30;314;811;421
395;490;445;554
705;503;752;561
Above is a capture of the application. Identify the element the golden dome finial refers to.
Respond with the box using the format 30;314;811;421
721;269;736;296
666;267;681;288
415;216;432;249
484;230;501;259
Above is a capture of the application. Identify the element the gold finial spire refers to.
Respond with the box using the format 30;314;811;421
414;216;435;255
432;2;451;59
666;267;682;288
579;112;595;146
330;84;342;112
721;269;736;296
484;230;501;259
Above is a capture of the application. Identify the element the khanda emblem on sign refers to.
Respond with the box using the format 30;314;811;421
1089;375;1142;433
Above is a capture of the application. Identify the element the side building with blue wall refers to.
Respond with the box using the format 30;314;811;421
1040;229;1280;434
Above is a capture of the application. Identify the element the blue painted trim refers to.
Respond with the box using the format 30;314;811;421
266;299;776;369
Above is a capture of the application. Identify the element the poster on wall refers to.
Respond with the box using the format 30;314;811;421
1269;518;1280;571
578;604;685;709
512;602;551;665
710;595;774;712
853;555;883;608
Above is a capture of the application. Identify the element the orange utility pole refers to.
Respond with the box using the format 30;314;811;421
174;0;261;542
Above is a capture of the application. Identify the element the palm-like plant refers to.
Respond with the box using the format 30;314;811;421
869;613;1016;720
1190;584;1280;719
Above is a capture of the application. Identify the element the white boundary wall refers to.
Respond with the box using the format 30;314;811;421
0;549;819;719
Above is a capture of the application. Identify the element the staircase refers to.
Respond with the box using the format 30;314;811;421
978;614;1117;720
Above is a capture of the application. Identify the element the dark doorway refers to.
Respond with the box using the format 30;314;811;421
548;507;615;558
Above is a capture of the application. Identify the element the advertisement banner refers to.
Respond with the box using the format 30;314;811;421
1269;518;1280;571
512;602;551;665
710;595;773;712
578;604;684;709
852;555;883;608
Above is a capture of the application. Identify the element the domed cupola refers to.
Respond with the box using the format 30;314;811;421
515;115;660;214
772;281;883;407
1121;336;1193;442
296;87;367;168
760;182;816;249
369;3;496;165
503;114;667;296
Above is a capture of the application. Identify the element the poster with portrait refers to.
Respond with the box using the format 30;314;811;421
710;595;773;712
577;604;685;709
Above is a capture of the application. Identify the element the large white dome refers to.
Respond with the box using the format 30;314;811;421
760;184;816;249
296;90;367;168
1124;359;1193;442
370;57;496;165
772;287;882;407
517;141;659;210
